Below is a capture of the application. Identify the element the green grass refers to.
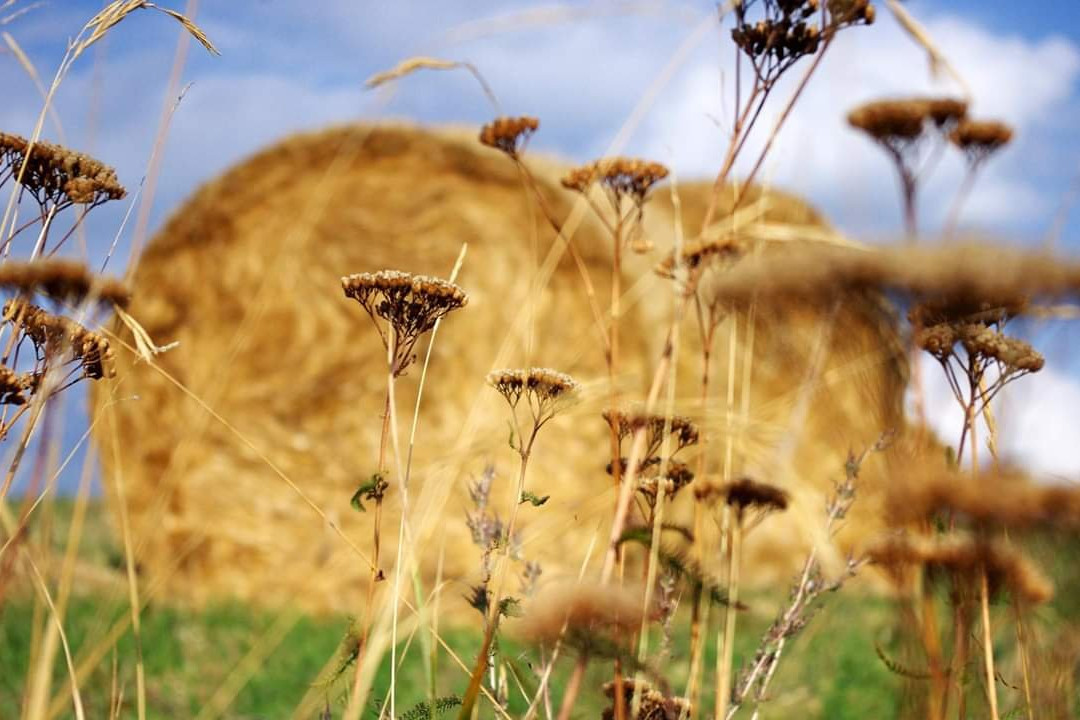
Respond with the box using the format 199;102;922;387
1;585;903;719
11;501;1080;718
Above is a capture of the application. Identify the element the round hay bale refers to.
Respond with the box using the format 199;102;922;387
91;123;907;613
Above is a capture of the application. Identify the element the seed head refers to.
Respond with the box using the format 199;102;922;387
0;365;32;405
602;408;699;461
561;157;669;205
950;119;1014;165
0;259;129;308
478;116;539;158
341;270;467;375
602;678;690;720
867;534;1054;605
714;476;789;514
0;132;126;207
3;299;115;379
654;237;744;280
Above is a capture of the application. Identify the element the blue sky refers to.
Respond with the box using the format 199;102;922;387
1;0;1079;489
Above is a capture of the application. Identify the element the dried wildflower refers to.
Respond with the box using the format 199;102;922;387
867;534;1054;605
731;0;873;88
950;119;1014;165
848;96;966;233
561;158;668;205
634;458;695;505
886;466;1080;531
602;678;690;720
518;582;650;652
719;476;790;514
653;236;744;280
0;365;31;405
487;367;578;451
602;408;698;463
478;116;539;158
704;242;1080;308
0;259;129;308
3;299;115;379
908;296;1027;329
0;131;126;208
341;270;467;375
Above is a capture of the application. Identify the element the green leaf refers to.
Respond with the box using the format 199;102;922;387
399;696;462;720
519;490;550;507
350;473;389;512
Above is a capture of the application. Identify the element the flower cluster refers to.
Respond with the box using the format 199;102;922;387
487;367;578;437
867;534;1053;605
732;0;874;86
0;259;129;308
4;299;115;380
949;118;1014;166
478;116;539;158
342;270;467;375
0;131;126;208
847;97;967;155
602;678;690;720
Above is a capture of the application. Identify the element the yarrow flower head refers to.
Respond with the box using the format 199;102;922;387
2;299;115;380
602;408;699;462
478;116;539;158
847;97;968;154
341;270;467;375
949;119;1013;166
731;0;874;88
0;131;126;208
487;367;578;434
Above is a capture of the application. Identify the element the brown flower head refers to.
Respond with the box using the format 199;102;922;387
654;236;744;281
731;0;872;87
0;132;126;208
0;365;31;405
720;476;789;515
518;582;652;658
3;299;115;380
0;259;129;308
634;458;695;505
886;466;1080;531
867;534;1054;605
602;408;698;462
847;97;967;163
341;270;467;375
950;119;1013;165
602;678;690;720
478;116;539;158
487;367;579;433
562;157;668;206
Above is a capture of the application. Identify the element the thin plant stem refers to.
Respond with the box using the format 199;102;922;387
556;654;587;720
716;513;742;720
979;568;1000;720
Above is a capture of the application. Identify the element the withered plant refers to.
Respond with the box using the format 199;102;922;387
0;132;126;256
340;269;467;696
459;367;577;718
697;476;788;720
944;119;1014;235
847;97;968;237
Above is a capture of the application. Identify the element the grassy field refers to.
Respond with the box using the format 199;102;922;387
2;500;906;719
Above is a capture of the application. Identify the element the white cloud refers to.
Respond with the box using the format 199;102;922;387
630;8;1080;235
